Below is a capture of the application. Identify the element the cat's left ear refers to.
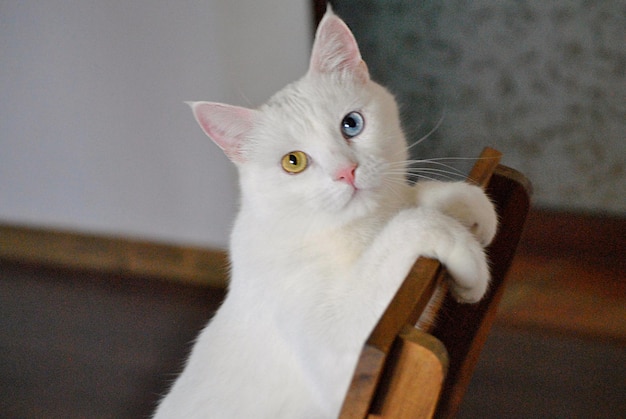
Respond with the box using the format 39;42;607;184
309;8;369;83
187;101;257;164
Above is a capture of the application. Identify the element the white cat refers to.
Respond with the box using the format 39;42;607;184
154;8;497;419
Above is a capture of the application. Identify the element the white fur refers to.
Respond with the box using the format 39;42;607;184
154;8;497;419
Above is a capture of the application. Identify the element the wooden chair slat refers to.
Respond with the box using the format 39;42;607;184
339;148;531;419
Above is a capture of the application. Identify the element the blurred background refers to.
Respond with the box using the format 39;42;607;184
1;0;624;417
332;0;625;214
1;0;624;246
1;0;311;248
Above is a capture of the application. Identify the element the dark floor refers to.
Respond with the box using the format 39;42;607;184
0;262;224;418
459;329;625;418
1;261;624;418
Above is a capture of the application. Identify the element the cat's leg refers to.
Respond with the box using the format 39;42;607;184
352;207;490;315
413;181;498;247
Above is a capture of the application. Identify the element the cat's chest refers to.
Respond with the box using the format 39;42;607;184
306;227;374;267
233;216;380;279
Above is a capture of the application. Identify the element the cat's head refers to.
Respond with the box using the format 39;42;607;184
189;8;407;226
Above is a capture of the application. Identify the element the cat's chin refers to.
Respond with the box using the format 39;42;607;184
332;187;382;222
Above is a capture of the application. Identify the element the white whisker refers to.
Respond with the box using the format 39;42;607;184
386;160;464;179
406;170;464;182
408;162;466;178
407;111;446;151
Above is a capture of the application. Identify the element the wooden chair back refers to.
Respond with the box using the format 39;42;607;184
339;147;532;418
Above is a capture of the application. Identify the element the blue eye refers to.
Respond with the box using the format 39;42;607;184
341;111;364;139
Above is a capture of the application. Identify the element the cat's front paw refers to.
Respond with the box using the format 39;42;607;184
440;221;490;303
415;181;498;247
389;208;491;304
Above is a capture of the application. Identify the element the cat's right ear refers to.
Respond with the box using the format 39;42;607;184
309;7;369;83
187;101;257;164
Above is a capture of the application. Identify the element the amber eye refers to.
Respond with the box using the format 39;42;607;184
281;151;308;174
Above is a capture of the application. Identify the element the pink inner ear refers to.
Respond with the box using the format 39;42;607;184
189;102;255;163
310;13;369;82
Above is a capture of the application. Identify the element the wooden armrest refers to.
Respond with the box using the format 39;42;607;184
340;259;446;419
368;326;448;419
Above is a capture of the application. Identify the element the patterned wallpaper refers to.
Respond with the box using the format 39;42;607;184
334;0;625;213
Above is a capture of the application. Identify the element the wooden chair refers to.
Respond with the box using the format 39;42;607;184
339;147;532;419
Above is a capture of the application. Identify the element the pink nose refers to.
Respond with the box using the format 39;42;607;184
335;164;357;187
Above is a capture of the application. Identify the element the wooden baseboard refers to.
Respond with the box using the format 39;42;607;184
1;209;624;340
0;223;228;288
496;208;626;343
516;208;625;271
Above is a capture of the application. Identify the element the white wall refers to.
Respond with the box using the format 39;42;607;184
0;0;312;248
